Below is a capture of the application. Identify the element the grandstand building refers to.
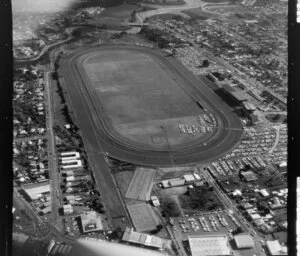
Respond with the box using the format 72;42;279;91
122;227;164;250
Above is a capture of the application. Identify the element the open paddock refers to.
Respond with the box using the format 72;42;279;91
126;202;160;232
125;168;156;201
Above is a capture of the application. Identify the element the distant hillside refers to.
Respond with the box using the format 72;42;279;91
75;0;142;8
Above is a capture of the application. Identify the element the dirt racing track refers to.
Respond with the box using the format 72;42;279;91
60;45;243;166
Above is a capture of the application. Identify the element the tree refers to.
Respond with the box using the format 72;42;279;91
232;226;243;235
109;227;123;240
162;199;181;217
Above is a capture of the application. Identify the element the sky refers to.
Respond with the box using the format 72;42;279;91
12;0;77;13
75;239;167;256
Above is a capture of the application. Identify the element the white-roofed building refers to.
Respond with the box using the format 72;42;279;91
193;173;201;180
61;160;82;170
260;189;270;197
63;204;73;214
161;180;170;188
122;227;164;249
249;213;261;221
23;181;50;200
266;240;288;255
234;234;255;249
151;196;160;207
278;161;287;168
60;151;80;158
184;174;196;183
232;190;242;197
169;179;185;187
188;235;231;256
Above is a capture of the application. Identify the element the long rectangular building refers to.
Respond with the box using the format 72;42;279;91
188;235;231;256
60;152;80;158
122;228;164;249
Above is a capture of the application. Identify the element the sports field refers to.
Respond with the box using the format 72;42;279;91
127;202;160;232
61;46;243;166
80;49;216;149
125;168;156;201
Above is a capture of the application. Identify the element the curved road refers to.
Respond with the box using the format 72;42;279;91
60;45;243;167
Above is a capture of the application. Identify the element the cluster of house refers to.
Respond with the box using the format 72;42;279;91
20;181;52;215
234;187;287;234
13;66;46;138
59;151;92;215
14;46;39;58
13;139;48;185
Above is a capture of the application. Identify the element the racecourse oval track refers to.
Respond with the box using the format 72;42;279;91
59;45;243;166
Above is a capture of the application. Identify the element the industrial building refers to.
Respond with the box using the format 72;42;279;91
240;171;258;182
266;240;288;255
161;173;201;188
183;174;196;183
234;234;255;249
122;227;164;249
80;211;103;233
23;181;50;200
188;235;232;256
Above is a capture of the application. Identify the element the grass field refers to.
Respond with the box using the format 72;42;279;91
125;168;156;201
81;49;214;149
126;202;160;232
114;171;135;196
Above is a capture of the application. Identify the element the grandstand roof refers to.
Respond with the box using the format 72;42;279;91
234;234;255;249
188;235;231;256
122;228;164;249
222;85;251;102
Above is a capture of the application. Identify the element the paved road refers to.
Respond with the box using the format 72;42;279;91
201;168;265;255
44;69;60;223
59;68;132;231
60;45;243;167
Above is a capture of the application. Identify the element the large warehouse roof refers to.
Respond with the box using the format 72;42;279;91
188;235;231;256
23;181;50;200
234;234;255;249
241;171;258;182
266;240;288;255
122;228;164;249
